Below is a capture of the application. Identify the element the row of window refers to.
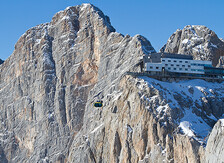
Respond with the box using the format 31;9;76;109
148;67;204;72
162;59;189;63
149;66;190;70
167;67;188;71
191;63;210;66
149;66;159;69
165;64;190;67
191;69;204;72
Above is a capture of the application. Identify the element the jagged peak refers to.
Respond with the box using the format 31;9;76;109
133;34;156;54
51;3;115;32
13;3;116;56
160;24;224;66
19;3;114;38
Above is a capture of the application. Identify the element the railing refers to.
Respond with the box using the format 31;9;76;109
125;71;224;82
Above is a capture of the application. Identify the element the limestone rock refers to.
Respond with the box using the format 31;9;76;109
0;3;155;163
0;3;224;163
204;119;224;163
160;25;224;66
68;75;224;163
217;56;224;68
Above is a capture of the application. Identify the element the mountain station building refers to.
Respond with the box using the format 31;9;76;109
143;53;224;78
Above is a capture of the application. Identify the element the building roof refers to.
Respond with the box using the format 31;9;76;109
161;53;193;60
143;53;193;63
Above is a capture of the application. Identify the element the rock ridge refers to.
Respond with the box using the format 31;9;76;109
0;3;156;163
160;25;224;67
0;3;223;163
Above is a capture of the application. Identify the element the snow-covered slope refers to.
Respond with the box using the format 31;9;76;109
139;77;224;142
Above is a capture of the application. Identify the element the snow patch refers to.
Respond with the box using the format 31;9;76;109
36;39;41;44
182;39;189;44
210;43;217;48
91;123;104;134
48;112;54;119
179;121;195;137
62;15;70;20
139;76;224;141
220;119;224;127
43;53;54;68
179;108;211;139
127;125;133;133
81;3;90;11
66;6;72;10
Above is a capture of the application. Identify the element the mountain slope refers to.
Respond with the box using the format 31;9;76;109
68;74;224;162
0;4;224;163
0;4;155;162
160;25;224;67
205;119;224;163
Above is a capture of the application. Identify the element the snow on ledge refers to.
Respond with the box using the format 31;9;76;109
220;119;224;127
179;121;195;137
90;123;104;134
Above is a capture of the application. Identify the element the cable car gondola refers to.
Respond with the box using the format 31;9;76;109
94;101;103;108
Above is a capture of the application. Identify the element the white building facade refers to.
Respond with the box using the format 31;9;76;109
144;53;212;75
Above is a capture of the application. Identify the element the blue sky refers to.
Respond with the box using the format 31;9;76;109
0;0;223;60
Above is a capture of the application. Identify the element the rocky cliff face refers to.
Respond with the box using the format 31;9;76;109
160;25;224;67
204;119;224;163
67;75;224;163
0;59;4;65
0;4;224;163
0;3;155;163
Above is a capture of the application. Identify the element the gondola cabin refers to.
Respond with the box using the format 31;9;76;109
94;101;103;107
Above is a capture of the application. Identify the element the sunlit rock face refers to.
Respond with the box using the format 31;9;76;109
205;119;224;163
0;3;224;163
0;3;156;162
160;25;224;67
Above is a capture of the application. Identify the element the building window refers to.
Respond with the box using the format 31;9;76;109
165;64;168;66
179;61;182;63
182;65;185;67
179;68;182;70
168;68;171;70
168;60;171;62
185;68;188;71
162;59;165;62
174;60;177;62
174;68;176;70
188;65;190;67
185;61;188;63
177;65;179;67
150;66;153;69
171;64;174;66
156;67;159;69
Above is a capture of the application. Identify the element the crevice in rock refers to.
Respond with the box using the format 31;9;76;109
88;147;97;163
113;131;122;163
0;145;8;163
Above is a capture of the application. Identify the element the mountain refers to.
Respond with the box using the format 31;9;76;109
160;25;224;67
0;59;4;65
0;4;224;163
205;119;224;163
